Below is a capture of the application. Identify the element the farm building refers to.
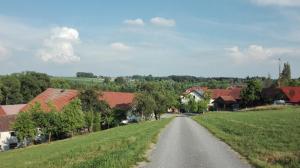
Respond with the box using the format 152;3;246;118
181;86;242;111
262;86;300;104
0;115;18;151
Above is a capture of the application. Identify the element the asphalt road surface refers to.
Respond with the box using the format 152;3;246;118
142;115;252;168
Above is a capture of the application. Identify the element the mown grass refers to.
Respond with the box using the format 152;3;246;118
192;107;300;168
0;118;172;168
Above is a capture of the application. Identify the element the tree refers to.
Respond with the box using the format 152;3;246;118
79;89;101;112
18;71;50;102
60;99;85;136
50;79;71;89
241;79;262;107
0;76;23;104
114;77;126;85
133;93;156;121
76;72;96;78
13;112;36;146
278;62;291;87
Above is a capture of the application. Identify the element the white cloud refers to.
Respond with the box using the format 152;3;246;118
37;27;80;64
150;17;176;27
251;0;300;7
0;45;8;60
124;18;145;26
226;45;300;64
110;42;131;51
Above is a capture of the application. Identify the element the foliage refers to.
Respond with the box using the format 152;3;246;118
76;72;97;78
240;79;262;107
114;77;127;85
184;91;210;113
79;89;101;112
0;118;172;168
192;107;300;168
13;112;36;144
0;75;23;104
60;99;85;136
50;78;71;89
133;93;156;121
278;62;291;87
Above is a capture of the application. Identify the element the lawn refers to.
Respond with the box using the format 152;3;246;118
192;107;300;168
0;118;172;168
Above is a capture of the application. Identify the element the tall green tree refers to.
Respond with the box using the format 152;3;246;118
241;79;262;107
278;62;291;87
13;112;36;146
0;76;23;104
133;93;156;121
61;99;85;136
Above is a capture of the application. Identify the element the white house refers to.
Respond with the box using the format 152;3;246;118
180;87;208;104
0;115;18;151
0;104;26;151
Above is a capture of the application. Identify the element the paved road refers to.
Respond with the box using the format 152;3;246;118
143;115;252;168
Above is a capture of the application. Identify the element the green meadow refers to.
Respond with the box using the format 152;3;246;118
0;118;172;168
193;107;300;168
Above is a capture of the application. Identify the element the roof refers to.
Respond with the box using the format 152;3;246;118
22;88;79;112
99;92;135;109
219;96;237;102
0;104;27;116
0;107;5;117
184;87;208;94
209;88;241;100
280;87;300;103
0;115;17;132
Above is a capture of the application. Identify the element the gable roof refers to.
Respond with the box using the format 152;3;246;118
280;87;300;103
0;104;27;116
0;115;17;132
99;92;135;109
209;88;241;100
22;88;79;112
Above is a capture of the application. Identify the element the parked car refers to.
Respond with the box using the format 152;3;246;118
274;100;286;105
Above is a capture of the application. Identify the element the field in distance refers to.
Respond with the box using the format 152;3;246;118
0;118;172;168
193;107;300;168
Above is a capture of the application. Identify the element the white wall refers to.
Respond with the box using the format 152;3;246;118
0;131;18;151
181;91;203;104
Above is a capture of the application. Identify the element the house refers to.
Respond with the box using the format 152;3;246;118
210;88;242;111
181;86;242;111
0;115;18;151
99;92;135;109
262;86;300;104
22;88;79;112
180;87;208;104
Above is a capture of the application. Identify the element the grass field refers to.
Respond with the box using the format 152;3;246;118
52;77;104;84
192;107;300;168
0;118;172;168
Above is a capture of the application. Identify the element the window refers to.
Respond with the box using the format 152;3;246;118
10;132;16;137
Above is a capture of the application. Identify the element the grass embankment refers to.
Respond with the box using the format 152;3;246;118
0;118;172;168
192;107;300;168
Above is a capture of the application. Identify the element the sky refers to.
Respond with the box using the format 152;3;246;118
0;0;300;78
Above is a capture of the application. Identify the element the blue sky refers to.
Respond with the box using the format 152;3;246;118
0;0;300;77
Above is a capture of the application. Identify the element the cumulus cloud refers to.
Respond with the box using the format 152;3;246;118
110;42;131;51
251;0;300;7
150;17;176;27
226;45;299;64
0;45;8;60
37;27;80;64
124;18;145;26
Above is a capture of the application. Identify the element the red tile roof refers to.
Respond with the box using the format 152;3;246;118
209;88;241;100
22;88;79;112
219;96;237;102
99;92;135;109
0;107;5;117
0;115;17;132
280;87;300;103
0;104;27;116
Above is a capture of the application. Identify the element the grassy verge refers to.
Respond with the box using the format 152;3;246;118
192;108;300;168
0;118;172;168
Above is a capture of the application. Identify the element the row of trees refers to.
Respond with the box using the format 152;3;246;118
0;72;51;105
13;99;84;145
